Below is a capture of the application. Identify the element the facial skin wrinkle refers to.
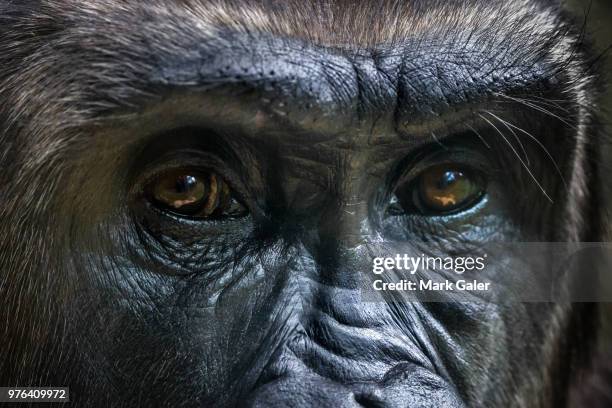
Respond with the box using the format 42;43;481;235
0;1;604;407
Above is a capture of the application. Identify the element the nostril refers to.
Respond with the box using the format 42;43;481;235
353;391;386;408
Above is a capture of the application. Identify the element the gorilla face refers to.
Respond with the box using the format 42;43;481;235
0;0;604;407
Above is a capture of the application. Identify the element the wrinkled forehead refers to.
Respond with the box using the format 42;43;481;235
1;0;583;143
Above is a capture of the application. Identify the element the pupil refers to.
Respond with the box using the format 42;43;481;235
437;171;460;189
175;175;197;193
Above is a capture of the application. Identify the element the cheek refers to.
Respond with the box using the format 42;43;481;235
68;226;303;393
416;300;558;396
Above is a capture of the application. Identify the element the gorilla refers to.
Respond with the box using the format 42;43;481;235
0;0;609;406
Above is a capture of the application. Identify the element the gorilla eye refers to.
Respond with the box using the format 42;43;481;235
390;164;486;215
146;169;247;219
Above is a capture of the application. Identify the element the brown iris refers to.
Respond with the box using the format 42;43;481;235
417;164;484;213
147;169;246;218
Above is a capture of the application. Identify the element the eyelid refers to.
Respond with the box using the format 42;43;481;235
129;152;254;217
394;149;491;190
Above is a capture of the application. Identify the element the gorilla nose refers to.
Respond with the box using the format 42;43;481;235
317;197;374;250
242;362;465;407
243;375;367;408
303;198;377;287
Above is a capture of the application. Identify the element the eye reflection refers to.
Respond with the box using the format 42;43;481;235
391;163;486;215
163;174;206;209
147;169;247;219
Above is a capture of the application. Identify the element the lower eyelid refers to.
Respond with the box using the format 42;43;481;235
390;194;490;225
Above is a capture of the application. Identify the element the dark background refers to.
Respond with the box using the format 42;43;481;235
566;0;612;350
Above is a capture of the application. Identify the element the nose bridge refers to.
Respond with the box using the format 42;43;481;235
299;150;376;290
319;197;369;250
317;150;374;250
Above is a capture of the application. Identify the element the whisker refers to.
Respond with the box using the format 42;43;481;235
486;112;568;190
496;94;572;114
431;131;448;150
494;93;577;130
519;95;572;113
485;111;530;166
478;113;554;203
466;123;491;149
